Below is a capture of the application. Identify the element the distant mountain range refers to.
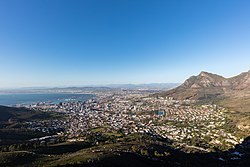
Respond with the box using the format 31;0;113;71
157;70;250;112
0;83;180;94
104;83;180;90
48;83;179;90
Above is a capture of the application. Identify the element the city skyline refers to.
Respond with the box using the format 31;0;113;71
0;0;250;88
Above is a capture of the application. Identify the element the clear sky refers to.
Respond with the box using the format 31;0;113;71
0;0;250;88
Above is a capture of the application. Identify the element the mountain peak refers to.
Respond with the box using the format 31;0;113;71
198;71;223;78
181;71;226;89
199;71;210;76
157;70;250;100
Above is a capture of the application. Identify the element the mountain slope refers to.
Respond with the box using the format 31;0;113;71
157;70;250;100
156;70;250;116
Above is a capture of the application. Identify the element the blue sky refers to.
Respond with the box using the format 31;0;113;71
0;0;250;88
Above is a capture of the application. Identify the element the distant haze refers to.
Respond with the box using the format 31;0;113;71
0;83;180;93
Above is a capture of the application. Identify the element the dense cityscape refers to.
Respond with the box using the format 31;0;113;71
18;90;243;152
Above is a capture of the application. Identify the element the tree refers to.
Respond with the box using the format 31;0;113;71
140;149;149;156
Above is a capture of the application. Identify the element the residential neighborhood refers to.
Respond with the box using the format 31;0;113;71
19;90;243;151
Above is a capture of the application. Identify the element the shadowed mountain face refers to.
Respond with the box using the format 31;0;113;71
157;70;250;101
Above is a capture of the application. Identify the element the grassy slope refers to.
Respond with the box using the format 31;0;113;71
216;96;250;135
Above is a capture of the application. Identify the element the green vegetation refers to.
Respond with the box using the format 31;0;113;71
0;128;249;167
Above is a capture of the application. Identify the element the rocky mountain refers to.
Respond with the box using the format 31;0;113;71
157;70;250;100
229;71;250;90
156;70;250;132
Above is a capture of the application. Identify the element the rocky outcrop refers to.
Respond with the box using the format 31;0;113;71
157;70;250;100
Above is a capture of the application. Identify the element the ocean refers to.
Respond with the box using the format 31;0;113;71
0;93;94;106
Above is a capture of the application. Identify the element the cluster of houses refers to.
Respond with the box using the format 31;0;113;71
22;91;243;150
66;93;242;149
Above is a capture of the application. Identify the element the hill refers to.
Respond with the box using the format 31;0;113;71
0;105;51;122
0;105;64;146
